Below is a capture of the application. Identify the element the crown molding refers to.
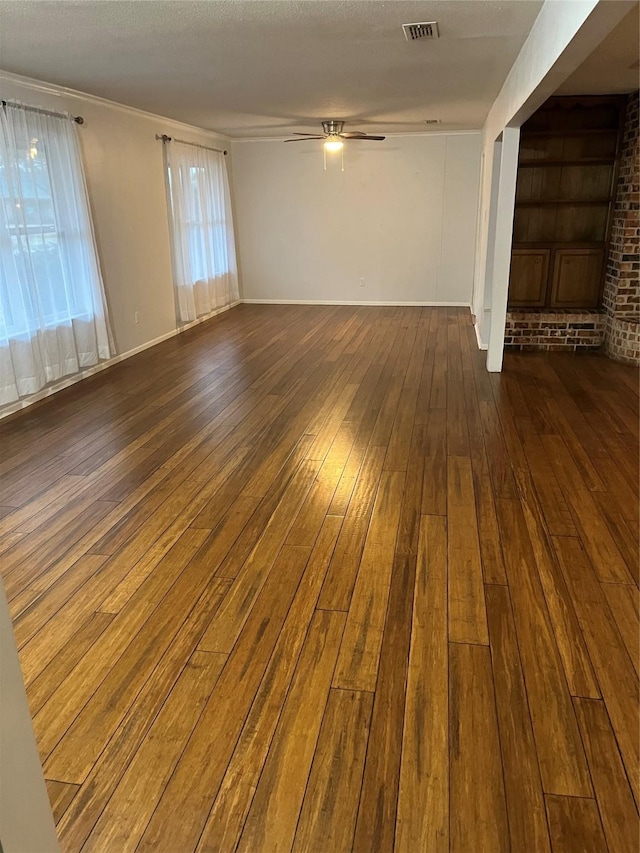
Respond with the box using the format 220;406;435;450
0;70;482;143
0;68;232;142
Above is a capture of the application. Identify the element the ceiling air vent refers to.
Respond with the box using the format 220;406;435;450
402;21;439;41
424;119;441;125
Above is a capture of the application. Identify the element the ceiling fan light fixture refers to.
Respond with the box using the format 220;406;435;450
324;135;344;152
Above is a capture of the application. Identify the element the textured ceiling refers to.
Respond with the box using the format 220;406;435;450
0;0;544;137
557;3;639;96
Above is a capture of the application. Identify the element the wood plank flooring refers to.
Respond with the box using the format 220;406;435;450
0;304;638;852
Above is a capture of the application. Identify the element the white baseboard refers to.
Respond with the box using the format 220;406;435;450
0;301;239;421
176;301;241;333
474;321;488;351
241;299;472;307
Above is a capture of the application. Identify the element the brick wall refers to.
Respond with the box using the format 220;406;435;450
603;91;639;365
505;309;606;351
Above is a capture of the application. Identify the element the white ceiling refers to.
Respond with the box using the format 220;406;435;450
0;0;545;137
556;3;639;96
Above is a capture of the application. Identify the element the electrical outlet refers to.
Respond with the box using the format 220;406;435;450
359;277;365;288
134;311;140;325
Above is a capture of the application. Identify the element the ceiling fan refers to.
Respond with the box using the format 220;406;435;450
285;120;385;150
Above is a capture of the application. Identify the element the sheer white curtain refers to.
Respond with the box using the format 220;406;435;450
0;103;114;406
164;141;239;324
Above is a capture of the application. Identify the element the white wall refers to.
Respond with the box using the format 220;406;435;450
0;71;231;360
232;133;481;305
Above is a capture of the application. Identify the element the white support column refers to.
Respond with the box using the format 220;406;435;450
486;126;520;372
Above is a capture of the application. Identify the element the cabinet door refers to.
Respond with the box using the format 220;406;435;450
508;249;550;307
550;248;603;308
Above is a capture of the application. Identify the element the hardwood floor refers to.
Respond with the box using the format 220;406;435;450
0;304;637;852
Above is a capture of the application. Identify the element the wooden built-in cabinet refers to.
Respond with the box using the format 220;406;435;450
509;96;625;309
509;249;550;306
550;248;603;309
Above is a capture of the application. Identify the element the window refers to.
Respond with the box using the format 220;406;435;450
0;102;113;406
167;164;230;285
164;140;239;323
2;139;74;334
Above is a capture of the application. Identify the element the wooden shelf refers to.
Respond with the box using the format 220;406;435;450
515;198;611;207
518;158;615;167
512;94;624;310
521;128;619;138
513;241;606;248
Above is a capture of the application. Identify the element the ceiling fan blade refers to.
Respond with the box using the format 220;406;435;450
292;132;326;136
284;137;324;142
345;135;386;141
339;131;367;138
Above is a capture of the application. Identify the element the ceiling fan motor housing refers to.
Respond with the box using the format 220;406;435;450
322;120;344;135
